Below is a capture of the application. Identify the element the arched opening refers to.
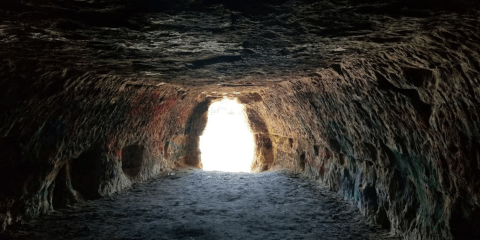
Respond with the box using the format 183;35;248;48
199;98;255;172
70;147;101;200
121;145;144;178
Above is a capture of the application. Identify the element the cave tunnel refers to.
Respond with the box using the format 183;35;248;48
199;98;256;172
1;0;480;239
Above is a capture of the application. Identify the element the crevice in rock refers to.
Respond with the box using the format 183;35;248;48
121;144;145;179
70;146;101;200
299;152;306;171
52;162;80;209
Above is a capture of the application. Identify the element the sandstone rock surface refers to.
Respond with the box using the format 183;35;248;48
1;0;479;239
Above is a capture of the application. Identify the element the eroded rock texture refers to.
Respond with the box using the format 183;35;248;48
1;0;479;239
3;170;398;240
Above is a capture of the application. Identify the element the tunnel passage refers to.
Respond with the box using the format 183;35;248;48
121;145;145;178
9;170;398;240
183;96;273;172
1;1;480;239
199;98;255;172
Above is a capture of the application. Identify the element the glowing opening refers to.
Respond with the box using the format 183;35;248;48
199;98;255;172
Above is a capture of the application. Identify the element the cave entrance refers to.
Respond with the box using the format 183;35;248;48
199;98;255;172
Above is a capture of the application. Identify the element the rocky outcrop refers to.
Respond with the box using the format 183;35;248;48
1;1;479;239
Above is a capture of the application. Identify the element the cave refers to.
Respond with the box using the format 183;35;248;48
1;0;480;239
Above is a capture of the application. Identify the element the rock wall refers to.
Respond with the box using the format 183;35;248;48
0;69;205;229
1;0;480;239
0;67;271;231
246;16;480;239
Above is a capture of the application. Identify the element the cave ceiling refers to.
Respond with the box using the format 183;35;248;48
0;0;463;87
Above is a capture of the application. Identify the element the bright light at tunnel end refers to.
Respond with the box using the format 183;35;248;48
199;98;255;172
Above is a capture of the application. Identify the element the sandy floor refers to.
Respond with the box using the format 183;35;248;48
4;170;398;240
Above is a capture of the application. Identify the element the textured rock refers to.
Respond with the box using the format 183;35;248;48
0;0;479;239
1;170;398;240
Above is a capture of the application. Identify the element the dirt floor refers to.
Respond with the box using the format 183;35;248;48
3;170;399;240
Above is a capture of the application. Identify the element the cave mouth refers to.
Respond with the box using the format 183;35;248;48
199;98;255;172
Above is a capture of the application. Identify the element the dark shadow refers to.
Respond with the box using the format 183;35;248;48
52;162;78;208
246;108;274;171
70;146;101;200
299;152;306;171
184;99;212;167
122;145;145;178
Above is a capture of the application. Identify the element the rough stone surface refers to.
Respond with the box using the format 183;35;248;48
1;170;398;240
1;0;479;239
